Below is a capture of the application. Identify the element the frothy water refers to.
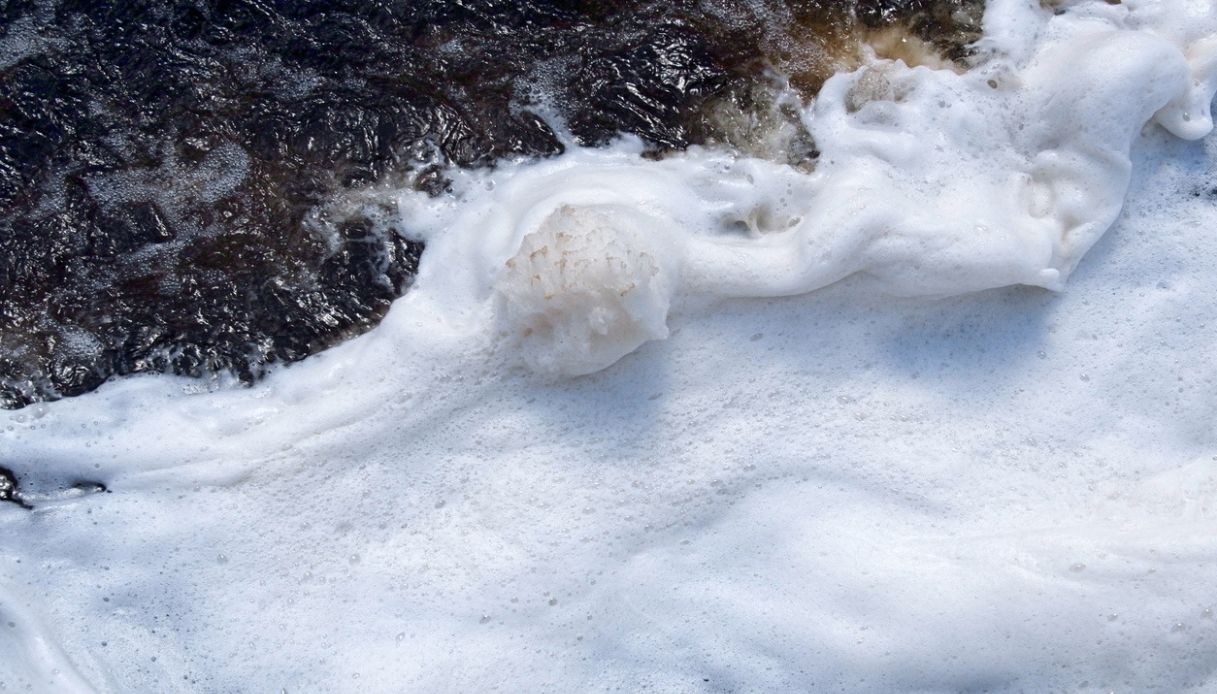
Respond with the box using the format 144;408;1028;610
2;1;1217;692
400;0;1216;375
0;0;984;407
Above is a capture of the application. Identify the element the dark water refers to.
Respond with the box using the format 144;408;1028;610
0;0;983;408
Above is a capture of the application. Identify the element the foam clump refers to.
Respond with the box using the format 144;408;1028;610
495;205;675;376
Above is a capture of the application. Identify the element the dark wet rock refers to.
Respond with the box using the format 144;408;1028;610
0;465;31;509
0;0;985;407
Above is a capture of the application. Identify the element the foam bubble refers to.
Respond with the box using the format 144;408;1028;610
495;204;676;376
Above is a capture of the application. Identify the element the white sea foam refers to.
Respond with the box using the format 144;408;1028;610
2;1;1217;692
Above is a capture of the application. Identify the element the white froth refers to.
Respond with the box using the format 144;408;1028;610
2;1;1217;692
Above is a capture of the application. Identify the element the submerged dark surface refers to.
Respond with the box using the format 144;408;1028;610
0;0;983;407
0;464;30;508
